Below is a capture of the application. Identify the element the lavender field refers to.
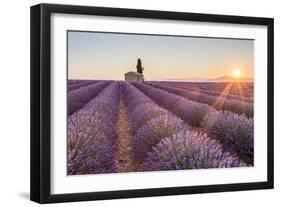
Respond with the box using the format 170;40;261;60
67;80;253;175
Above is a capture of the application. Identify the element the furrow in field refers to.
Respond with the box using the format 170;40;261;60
115;85;142;172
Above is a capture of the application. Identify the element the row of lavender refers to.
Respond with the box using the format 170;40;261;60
132;82;253;164
68;80;98;92
68;79;100;85
123;82;246;170
68;79;86;85
67;82;120;175
148;82;253;117
157;81;253;96
198;82;253;96
152;81;253;103
68;81;111;115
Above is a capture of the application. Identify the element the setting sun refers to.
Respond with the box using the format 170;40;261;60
232;70;241;78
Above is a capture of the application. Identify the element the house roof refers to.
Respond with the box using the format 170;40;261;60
124;71;143;76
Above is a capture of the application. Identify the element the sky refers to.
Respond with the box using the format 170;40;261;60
68;31;254;81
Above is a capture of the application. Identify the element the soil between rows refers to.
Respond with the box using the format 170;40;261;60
115;87;142;172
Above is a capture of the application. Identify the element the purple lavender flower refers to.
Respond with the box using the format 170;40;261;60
143;130;247;171
67;81;120;175
148;82;253;117
132;82;213;127
130;103;168;134
68;81;111;115
161;82;253;103
201;110;253;164
133;113;187;160
123;82;189;161
68;80;98;92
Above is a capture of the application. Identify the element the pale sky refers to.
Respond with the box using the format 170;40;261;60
68;31;253;80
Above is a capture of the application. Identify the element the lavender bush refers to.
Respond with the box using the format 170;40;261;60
68;81;111;115
133;113;186;160
158;82;253;103
123;82;169;134
132;82;213;127
149;83;253;117
67;81;120;175
130;103;167;134
201;110;254;164
123;82;188;161
68;79;84;85
68;80;97;92
143;130;247;171
165;81;254;98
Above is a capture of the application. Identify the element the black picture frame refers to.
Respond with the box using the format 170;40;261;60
30;3;274;204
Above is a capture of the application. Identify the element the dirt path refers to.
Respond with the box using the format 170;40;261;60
115;88;141;173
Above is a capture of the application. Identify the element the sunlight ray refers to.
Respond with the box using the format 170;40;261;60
237;82;245;106
212;82;233;109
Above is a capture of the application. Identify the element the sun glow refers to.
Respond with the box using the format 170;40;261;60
232;70;241;78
